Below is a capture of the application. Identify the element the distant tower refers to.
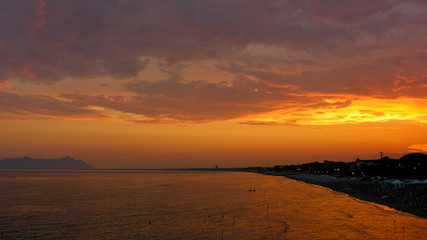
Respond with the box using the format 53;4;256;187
380;152;383;159
215;165;219;169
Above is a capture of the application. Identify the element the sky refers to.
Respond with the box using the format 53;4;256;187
1;0;427;168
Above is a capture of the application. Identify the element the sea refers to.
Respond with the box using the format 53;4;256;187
0;170;426;239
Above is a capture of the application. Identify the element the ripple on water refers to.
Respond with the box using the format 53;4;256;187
0;170;426;239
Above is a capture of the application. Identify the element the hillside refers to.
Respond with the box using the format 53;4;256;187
0;156;94;170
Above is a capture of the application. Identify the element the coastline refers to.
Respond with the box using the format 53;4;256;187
257;171;427;219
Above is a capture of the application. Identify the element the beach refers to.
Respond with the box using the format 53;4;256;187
263;172;427;219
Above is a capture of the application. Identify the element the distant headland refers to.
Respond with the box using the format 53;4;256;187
0;156;94;170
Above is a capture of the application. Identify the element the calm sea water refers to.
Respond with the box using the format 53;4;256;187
0;170;426;239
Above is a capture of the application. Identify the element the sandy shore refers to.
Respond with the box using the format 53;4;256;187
263;172;427;219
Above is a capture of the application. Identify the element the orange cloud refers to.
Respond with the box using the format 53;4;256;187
0;80;10;89
408;144;427;152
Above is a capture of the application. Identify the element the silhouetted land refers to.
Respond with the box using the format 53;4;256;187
239;153;427;219
274;153;427;179
0;156;94;170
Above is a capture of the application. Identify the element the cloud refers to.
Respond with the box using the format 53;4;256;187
2;78;423;124
408;143;427;152
0;80;11;89
50;75;357;123
61;77;294;122
1;0;426;84
0;91;105;119
238;120;299;126
0;0;426;124
232;50;427;98
359;110;385;117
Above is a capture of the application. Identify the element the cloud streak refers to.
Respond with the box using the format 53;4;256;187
0;91;105;119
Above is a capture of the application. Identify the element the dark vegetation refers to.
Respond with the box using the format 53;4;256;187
273;153;427;179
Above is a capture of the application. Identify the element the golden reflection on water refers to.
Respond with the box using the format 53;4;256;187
0;170;426;239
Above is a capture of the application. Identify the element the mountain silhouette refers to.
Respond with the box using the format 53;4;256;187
0;156;94;170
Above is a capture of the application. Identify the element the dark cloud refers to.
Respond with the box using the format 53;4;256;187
1;0;426;84
233;50;427;98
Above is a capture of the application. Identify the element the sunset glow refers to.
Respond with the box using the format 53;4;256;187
1;0;426;168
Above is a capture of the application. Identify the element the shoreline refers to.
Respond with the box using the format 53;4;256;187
256;171;427;219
